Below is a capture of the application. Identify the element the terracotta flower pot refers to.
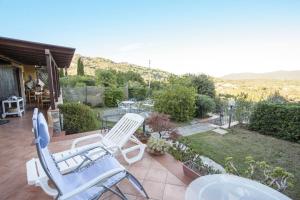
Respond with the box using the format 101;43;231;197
182;162;201;180
146;148;165;156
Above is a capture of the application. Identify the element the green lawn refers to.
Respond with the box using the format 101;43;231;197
187;128;300;199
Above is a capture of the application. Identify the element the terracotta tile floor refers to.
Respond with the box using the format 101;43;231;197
0;110;189;200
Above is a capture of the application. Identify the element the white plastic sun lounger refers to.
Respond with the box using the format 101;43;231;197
28;109;149;199
71;113;145;162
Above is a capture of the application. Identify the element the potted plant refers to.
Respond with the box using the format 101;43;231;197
169;138;221;179
183;159;202;179
146;137;170;155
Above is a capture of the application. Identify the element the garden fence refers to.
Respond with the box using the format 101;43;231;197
62;86;128;107
209;103;254;127
62;86;105;106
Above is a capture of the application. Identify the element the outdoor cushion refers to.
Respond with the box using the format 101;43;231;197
37;112;50;148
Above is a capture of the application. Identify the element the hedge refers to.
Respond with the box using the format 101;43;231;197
58;103;99;134
249;102;300;142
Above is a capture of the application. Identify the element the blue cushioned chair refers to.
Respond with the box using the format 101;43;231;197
32;108;148;200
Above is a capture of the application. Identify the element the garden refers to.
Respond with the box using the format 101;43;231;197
58;57;300;199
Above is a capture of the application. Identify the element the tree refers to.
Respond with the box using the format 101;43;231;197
95;69;117;87
77;57;84;76
190;74;216;98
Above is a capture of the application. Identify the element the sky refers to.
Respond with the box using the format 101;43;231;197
0;0;300;77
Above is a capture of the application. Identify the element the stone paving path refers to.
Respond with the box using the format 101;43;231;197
177;122;215;136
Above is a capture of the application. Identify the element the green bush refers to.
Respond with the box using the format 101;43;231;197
154;85;196;122
195;95;216;118
58;103;99;134
225;156;294;192
249;102;300;142
104;87;124;107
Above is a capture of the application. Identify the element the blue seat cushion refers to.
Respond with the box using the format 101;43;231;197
37;112;50;148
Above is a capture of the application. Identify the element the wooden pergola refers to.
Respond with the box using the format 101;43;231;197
0;36;75;109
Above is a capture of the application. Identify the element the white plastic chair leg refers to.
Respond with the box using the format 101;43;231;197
121;144;146;165
37;177;59;197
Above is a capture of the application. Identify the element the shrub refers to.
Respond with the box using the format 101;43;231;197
147;137;170;155
195;95;216;118
225;156;294;192
154;85;196;122
146;113;176;138
249;102;300;142
58;103;98;134
104;87;124;107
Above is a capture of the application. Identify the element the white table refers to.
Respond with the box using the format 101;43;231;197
120;101;135;113
121;101;135;106
2;97;25;118
185;174;291;200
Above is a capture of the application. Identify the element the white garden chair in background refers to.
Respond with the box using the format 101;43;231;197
52;113;146;174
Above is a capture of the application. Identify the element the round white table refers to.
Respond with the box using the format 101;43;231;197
185;174;291;200
121;100;135;105
120;101;135;113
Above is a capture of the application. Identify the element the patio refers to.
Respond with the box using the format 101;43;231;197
0;110;189;200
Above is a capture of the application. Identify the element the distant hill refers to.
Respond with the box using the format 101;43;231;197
68;54;173;82
221;71;300;80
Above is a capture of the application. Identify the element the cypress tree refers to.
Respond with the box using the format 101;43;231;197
77;57;84;76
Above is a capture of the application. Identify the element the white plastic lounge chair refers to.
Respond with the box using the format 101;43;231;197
28;109;149;199
64;113;146;166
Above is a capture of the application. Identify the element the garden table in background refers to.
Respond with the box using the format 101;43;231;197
121;100;135;112
185;174;291;200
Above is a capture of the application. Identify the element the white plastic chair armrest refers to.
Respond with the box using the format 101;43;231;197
55;144;104;163
58;167;125;200
129;135;143;145
71;133;104;149
121;143;146;165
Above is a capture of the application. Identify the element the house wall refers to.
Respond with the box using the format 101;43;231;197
23;65;37;82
